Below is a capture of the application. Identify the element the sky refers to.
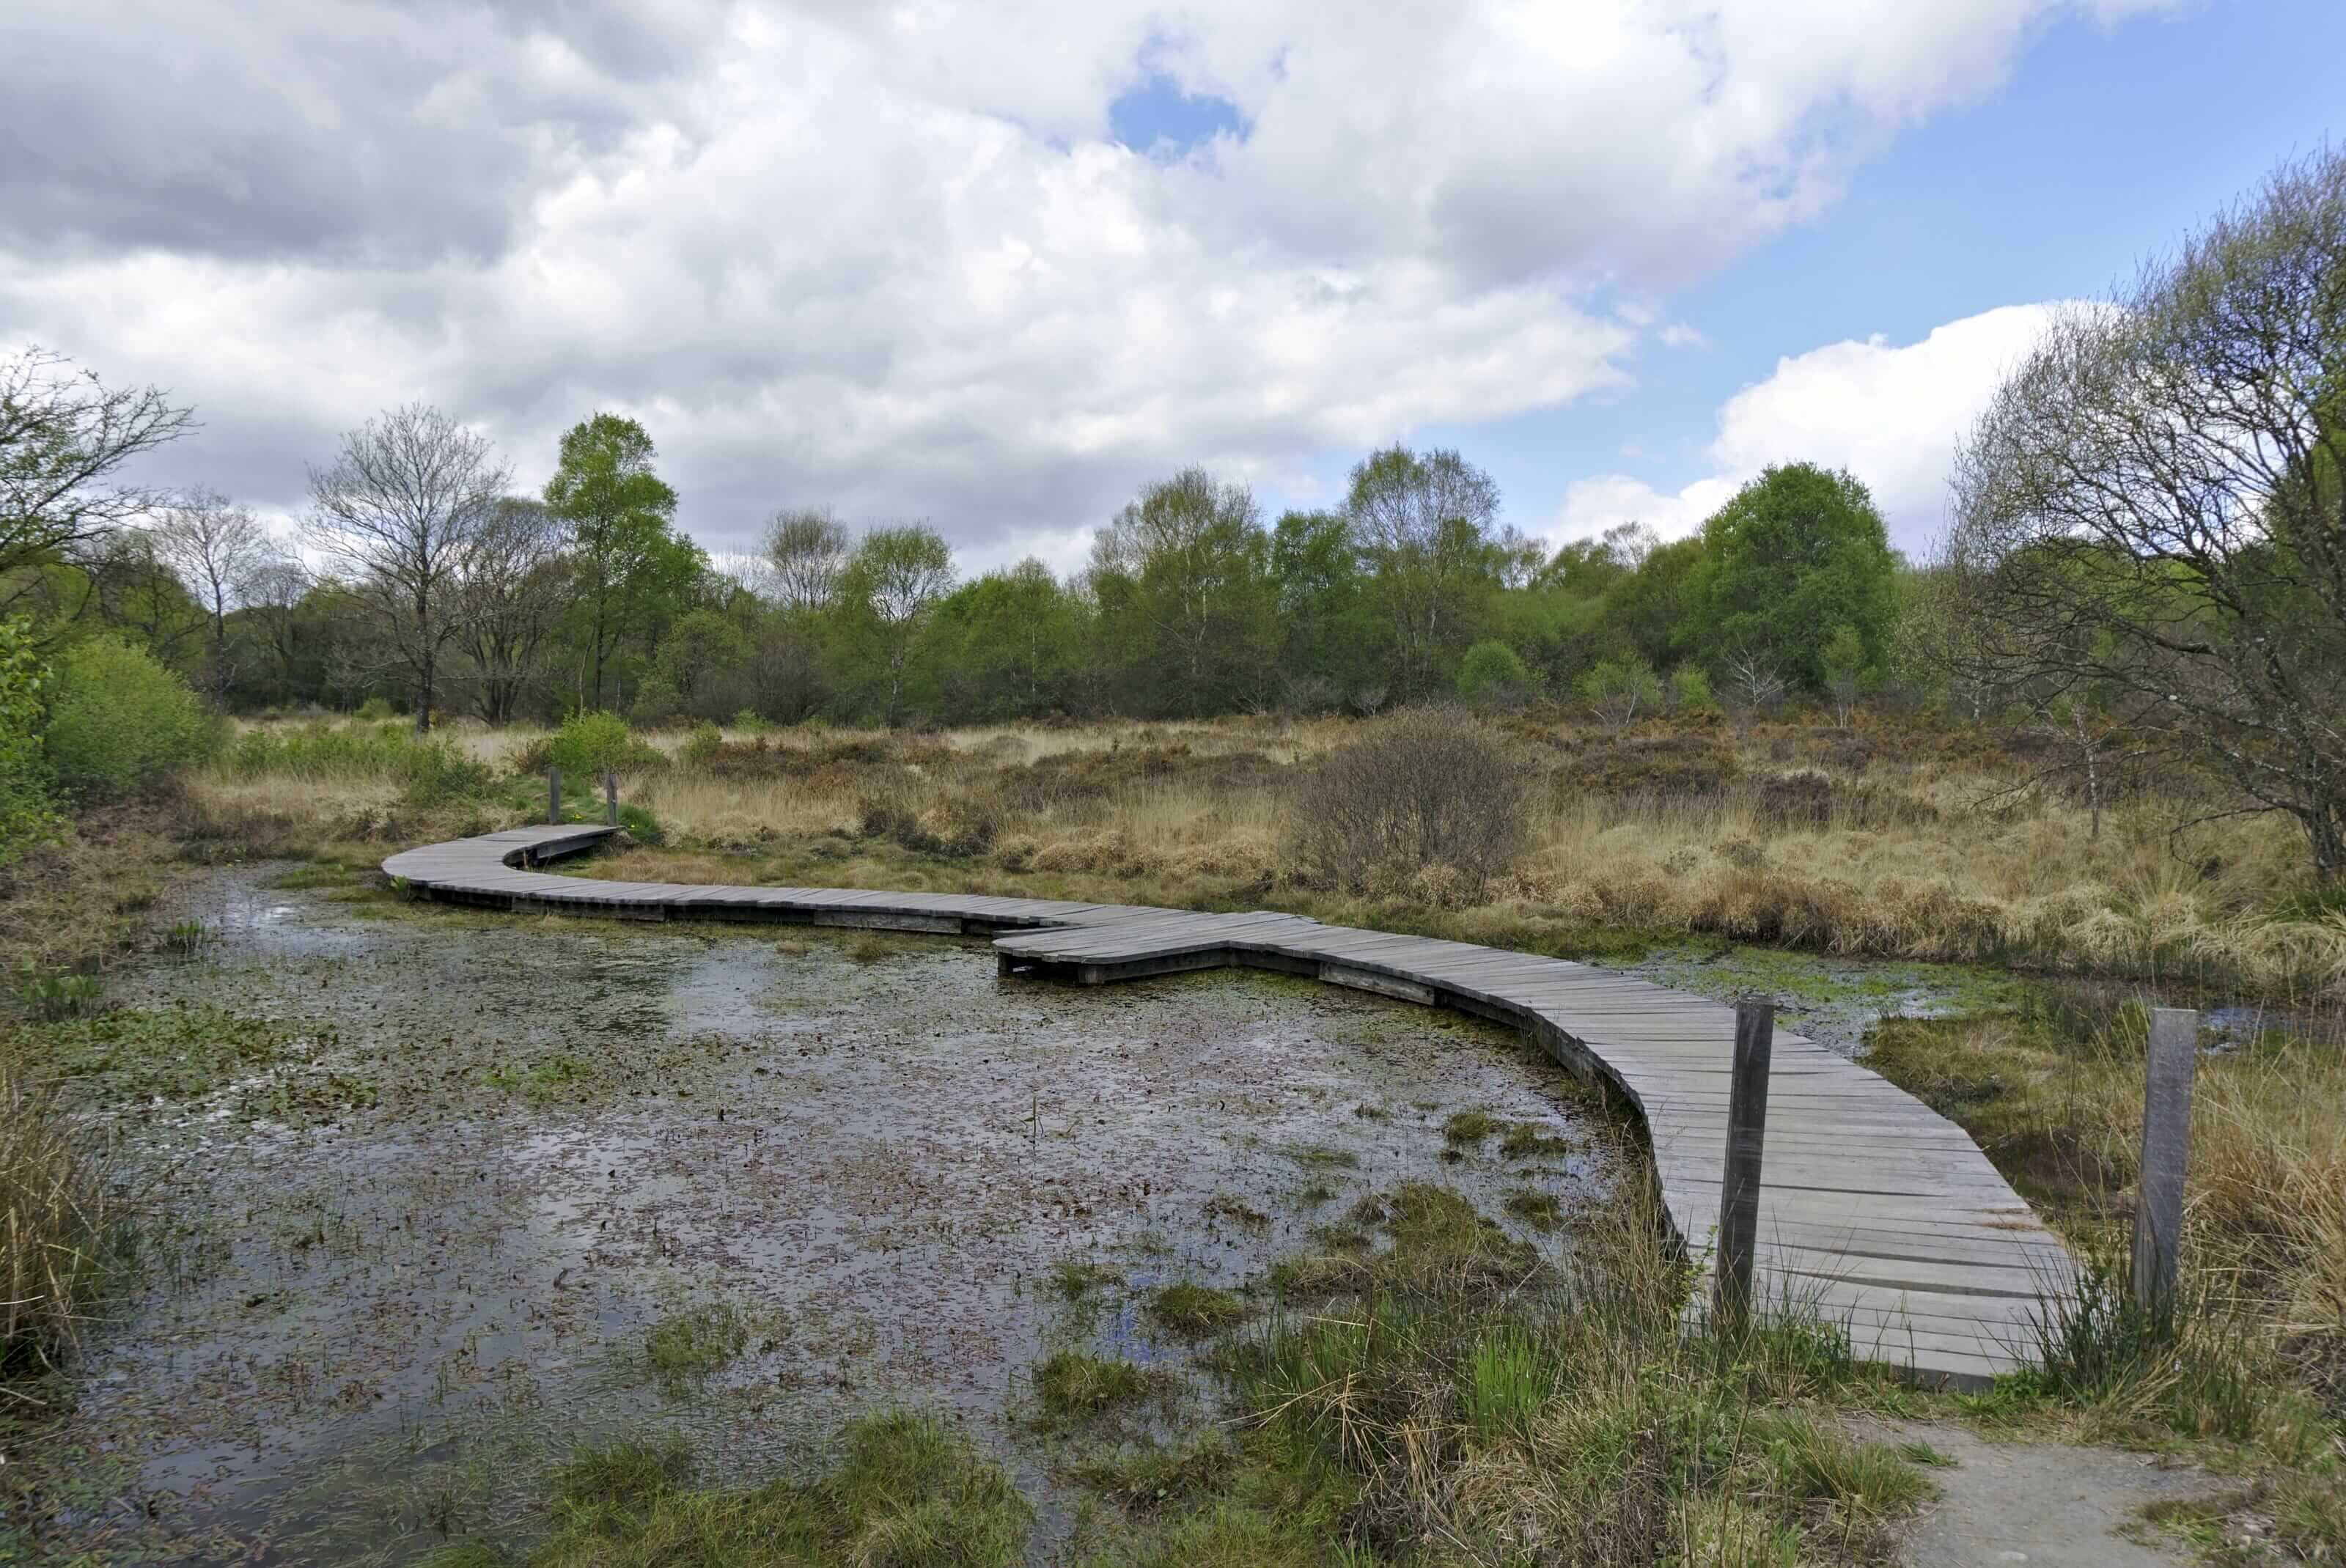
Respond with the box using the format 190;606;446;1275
3;0;2340;578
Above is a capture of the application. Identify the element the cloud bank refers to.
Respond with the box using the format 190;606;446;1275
0;1;2163;570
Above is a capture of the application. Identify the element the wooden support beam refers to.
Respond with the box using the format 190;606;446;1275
1716;998;1774;1328
2133;1007;2199;1310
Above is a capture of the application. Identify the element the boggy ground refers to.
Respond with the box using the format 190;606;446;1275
5;863;1617;1564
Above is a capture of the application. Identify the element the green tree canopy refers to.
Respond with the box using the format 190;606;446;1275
544;413;686;710
1682;463;1899;691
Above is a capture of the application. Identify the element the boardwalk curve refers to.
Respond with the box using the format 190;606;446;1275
385;822;2078;1388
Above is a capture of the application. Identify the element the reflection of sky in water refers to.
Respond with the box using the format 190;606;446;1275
52;866;1620;1565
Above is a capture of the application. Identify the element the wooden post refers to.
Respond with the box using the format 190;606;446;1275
2133;1007;2199;1310
547;766;561;825
1715;997;1774;1328
603;769;619;826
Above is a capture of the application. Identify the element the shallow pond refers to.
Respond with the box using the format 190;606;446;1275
33;867;1618;1564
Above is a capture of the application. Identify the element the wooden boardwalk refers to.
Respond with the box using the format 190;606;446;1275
383;823;2079;1388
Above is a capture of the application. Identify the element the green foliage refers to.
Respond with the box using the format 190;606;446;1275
355;696;400;722
2011;1259;2261;1440
13;961;99;1022
1683;463;1900;691
678;721;722;769
924;560;1083;724
224;721;491;803
543;413;703;713
1089;471;1273;718
1667;662;1716;713
43;635;218;802
617;803;663;844
828;524;957;725
0;617;59;867
1579;655;1663;729
1453;639;1529;706
545;711;661;777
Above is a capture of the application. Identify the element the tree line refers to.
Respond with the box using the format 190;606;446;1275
1;377;1914;733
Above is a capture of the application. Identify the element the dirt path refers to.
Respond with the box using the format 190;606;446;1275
1881;1421;2206;1567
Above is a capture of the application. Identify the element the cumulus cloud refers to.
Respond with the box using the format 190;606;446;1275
0;1;2164;572
1554;303;2067;556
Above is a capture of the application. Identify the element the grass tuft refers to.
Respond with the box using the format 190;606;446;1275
1142;1282;1251;1340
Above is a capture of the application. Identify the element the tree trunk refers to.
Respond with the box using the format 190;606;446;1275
2307;803;2346;883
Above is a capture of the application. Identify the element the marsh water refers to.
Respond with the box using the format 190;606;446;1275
36;868;1620;1564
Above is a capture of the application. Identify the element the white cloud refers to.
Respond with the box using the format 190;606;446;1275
1554;303;2065;555
0;1;2158;571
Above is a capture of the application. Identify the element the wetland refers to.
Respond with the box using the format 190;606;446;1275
13;864;1620;1564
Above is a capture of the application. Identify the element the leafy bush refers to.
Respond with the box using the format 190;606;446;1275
1284;707;1530;902
43;636;218;802
1455;639;1531;707
543;711;664;778
679;720;723;770
353;696;399;722
1580;655;1663;732
1668;663;1717;714
0;619;59;869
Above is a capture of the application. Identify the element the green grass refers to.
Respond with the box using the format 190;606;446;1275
424;1410;1030;1567
642;1303;751;1394
1501;1186;1564;1230
1440;1110;1500;1146
1058;1177;1932;1568
1280;1144;1358;1171
1030;1351;1178;1427
1048;1258;1122;1301
1142;1283;1251;1340
1496;1120;1570;1160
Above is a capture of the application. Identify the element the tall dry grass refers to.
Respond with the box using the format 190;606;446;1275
0;1050;130;1383
197;709;2346;1005
1869;1005;2346;1413
595;715;2346;1005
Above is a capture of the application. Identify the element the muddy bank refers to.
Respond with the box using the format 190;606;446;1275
23;865;1617;1564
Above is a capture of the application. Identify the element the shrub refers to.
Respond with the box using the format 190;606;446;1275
1284;707;1530;901
1668;663;1717;714
353;696;399;722
1455;639;1531;708
43;636;218;802
543;711;663;778
1580;655;1663;731
0;619;59;869
678;721;723;770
